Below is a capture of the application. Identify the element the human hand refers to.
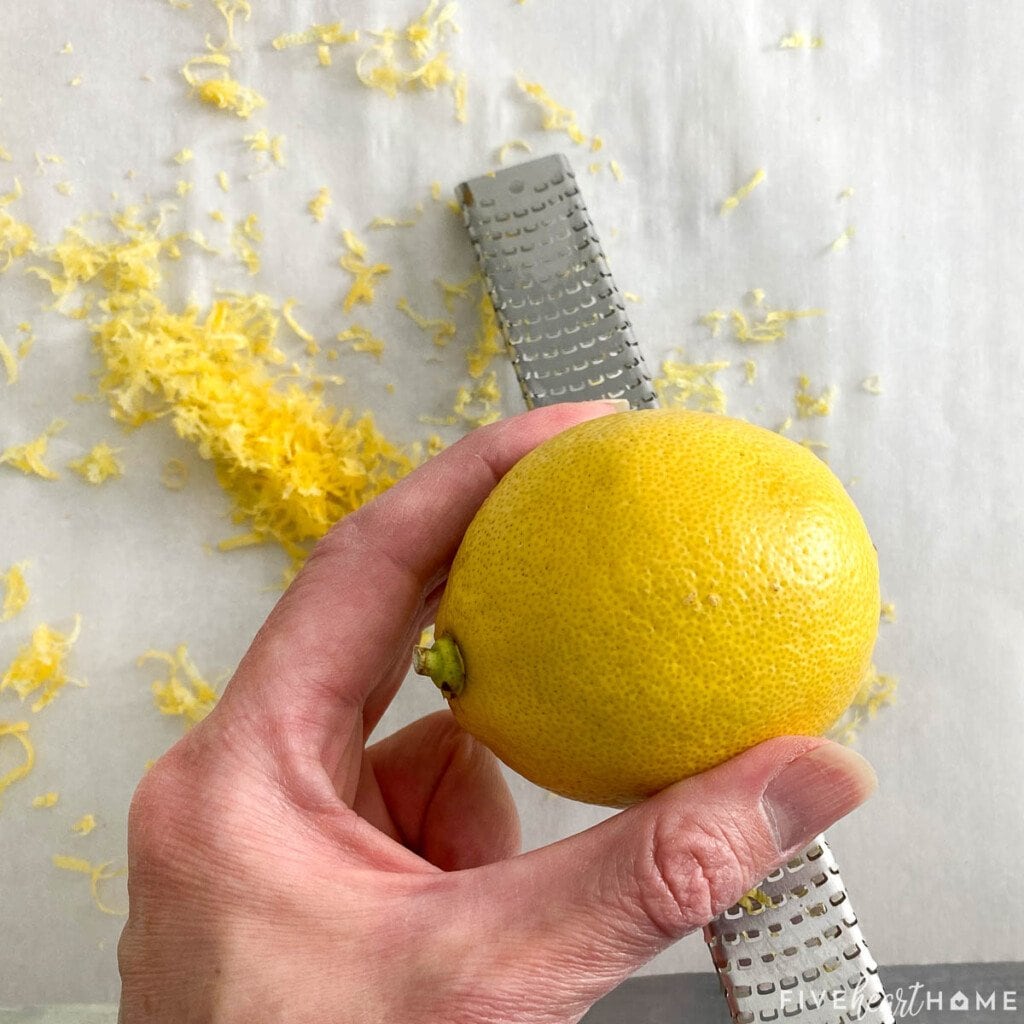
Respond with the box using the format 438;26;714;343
117;401;876;1024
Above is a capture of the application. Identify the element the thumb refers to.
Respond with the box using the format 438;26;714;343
463;737;876;1017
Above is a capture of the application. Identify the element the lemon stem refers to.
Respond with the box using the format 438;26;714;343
413;634;466;698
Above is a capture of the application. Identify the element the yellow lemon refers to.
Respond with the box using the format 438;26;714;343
415;409;879;807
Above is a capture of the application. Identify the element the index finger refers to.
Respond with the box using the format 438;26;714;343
221;401;626;752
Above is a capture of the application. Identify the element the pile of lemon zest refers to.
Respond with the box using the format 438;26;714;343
496;139;532;164
0;178;37;271
244;129;286;166
216;170;230;192
861;374;883;395
655;357;731;415
174;149;194;165
829;664;898;745
779;32;824;49
743;360;757;385
436;272;478;312
0;335;19;384
794;375;836;418
231;215;261;274
341;228;367;258
272;22;359;52
467;289;502;378
52;854;127;915
0;420;66;481
68;443;124;485
609;159;624;182
308;187;332;223
1;564;30;622
720;167;766;214
880;601;897;623
1;617;84;712
71;813;97;835
32;791;59;808
139;644;219;728
738;887;775;912
397;297;457;348
370;214;418;229
516;78;599;149
699;310;727;337
830;225;856;252
838;186;856;200
183;54;264;118
340;252;391;311
161;459;189;491
336;325;386;360
0;722;34;807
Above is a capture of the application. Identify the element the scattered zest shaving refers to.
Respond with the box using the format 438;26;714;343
830;664;898;745
794;374;836;418
830;226;856;252
779;32;824;49
435;273;478;312
139;645;218;727
0;420;66;480
702;301;825;345
369;214;419;229
281;299;318;355
720;168;766;214
516;78;600;149
1;563;30;622
861;374;883;395
1;617;84;712
838;186;856;200
341;229;367;258
609;159;624;182
880;601;897;623
174;149;194;165
71;813;97;835
0;722;34;808
1;178;37;271
467;290;502;378
336;325;386;360
340;246;392;311
217;170;230;192
738;887;775;912
397;297;456;347
496;139;532;164
52;854;127;916
68;443;124;485
244;129;286;166
231;214;261;274
308;187;332;223
271;22;359;63
743;360;757;385
33;791;59;808
0;335;19;383
655;357;731;414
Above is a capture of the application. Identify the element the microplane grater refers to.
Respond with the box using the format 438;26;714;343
457;153;892;1024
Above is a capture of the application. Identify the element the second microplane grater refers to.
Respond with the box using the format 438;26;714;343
456;153;892;1024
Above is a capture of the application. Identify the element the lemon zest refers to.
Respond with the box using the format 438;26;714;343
830;226;856;252
609;159;624;182
655;357;731;414
838;186;856;200
742;360;757;385
720;168;766;214
340;252;391;311
217;170;230;192
0;178;37;271
174;149;194;165
336;325;386;360
272;22;358;52
436;272;478;312
161;459;189;491
0;335;18;384
308;187;332;223
794;375;836;418
182;54;265;119
467;290;502;378
0;420;66;481
1;563;30;622
139;644;218;728
779;32;824;49
369;214;419;229
830;664;898;745
68;443;124;485
397;297;456;348
244;129;286;166
231;214;261;274
861;374;883;395
738;887;775;911
0;721;35;808
516;78;599;149
341;228;367;258
880;601;897;623
71;813;97;835
52;854;127;915
281;299;318;355
496;139;532;164
32;791;59;808
1;617;84;712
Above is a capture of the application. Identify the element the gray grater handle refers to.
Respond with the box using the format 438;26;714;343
457;154;892;1024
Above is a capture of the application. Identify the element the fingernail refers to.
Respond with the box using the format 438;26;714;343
762;743;877;853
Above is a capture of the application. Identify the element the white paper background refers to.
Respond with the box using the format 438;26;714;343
2;0;1023;1006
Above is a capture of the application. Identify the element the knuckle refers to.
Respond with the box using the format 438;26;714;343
642;813;755;938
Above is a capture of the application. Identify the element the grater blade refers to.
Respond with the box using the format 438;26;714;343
457;154;893;1024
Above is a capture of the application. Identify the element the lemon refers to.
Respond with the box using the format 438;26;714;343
415;409;879;807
